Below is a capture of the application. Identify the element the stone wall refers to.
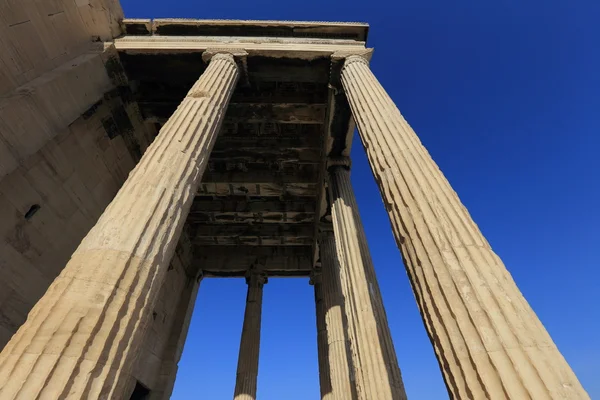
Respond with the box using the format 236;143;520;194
0;0;133;349
0;5;200;397
0;0;122;95
0;95;145;348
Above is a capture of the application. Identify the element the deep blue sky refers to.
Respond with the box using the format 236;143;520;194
121;1;600;398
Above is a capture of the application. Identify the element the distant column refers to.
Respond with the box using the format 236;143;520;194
0;52;241;399
233;272;267;400
329;162;407;400
312;269;330;399
340;54;589;399
313;231;357;400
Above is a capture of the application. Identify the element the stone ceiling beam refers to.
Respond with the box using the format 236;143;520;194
190;223;314;237
141;102;327;124
191;199;317;213
195;246;313;276
208;148;321;164
200;169;319;185
122;18;369;42
198;182;318;198
187;211;315;225
213;136;322;150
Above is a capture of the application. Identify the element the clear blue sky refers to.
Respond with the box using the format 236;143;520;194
121;1;600;398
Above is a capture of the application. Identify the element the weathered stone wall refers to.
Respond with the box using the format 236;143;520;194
0;0;122;95
0;96;144;348
0;0;158;352
0;48;115;179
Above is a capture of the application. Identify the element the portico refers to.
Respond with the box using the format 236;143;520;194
0;17;588;400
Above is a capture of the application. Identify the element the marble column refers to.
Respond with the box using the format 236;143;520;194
340;54;589;399
0;52;240;399
329;164;407;400
313;231;357;400
312;269;330;399
233;272;267;400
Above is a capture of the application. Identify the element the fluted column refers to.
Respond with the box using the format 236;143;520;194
312;269;330;398
340;54;589;399
314;231;357;400
329;165;406;400
0;53;240;399
233;272;267;400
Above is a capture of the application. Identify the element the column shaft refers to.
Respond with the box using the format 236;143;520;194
0;54;239;399
314;274;331;399
340;55;589;399
329;167;406;400
316;233;357;400
233;274;266;400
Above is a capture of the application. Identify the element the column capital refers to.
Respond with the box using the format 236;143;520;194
202;48;248;63
342;54;370;69
329;49;373;91
331;49;373;64
317;223;334;241
245;270;268;286
327;156;351;171
202;48;249;85
309;267;322;286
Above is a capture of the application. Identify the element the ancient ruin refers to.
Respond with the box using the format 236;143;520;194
0;2;590;399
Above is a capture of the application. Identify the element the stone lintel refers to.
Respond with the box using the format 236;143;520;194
143;103;327;125
122;19;153;36
123;18;370;42
113;37;369;61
